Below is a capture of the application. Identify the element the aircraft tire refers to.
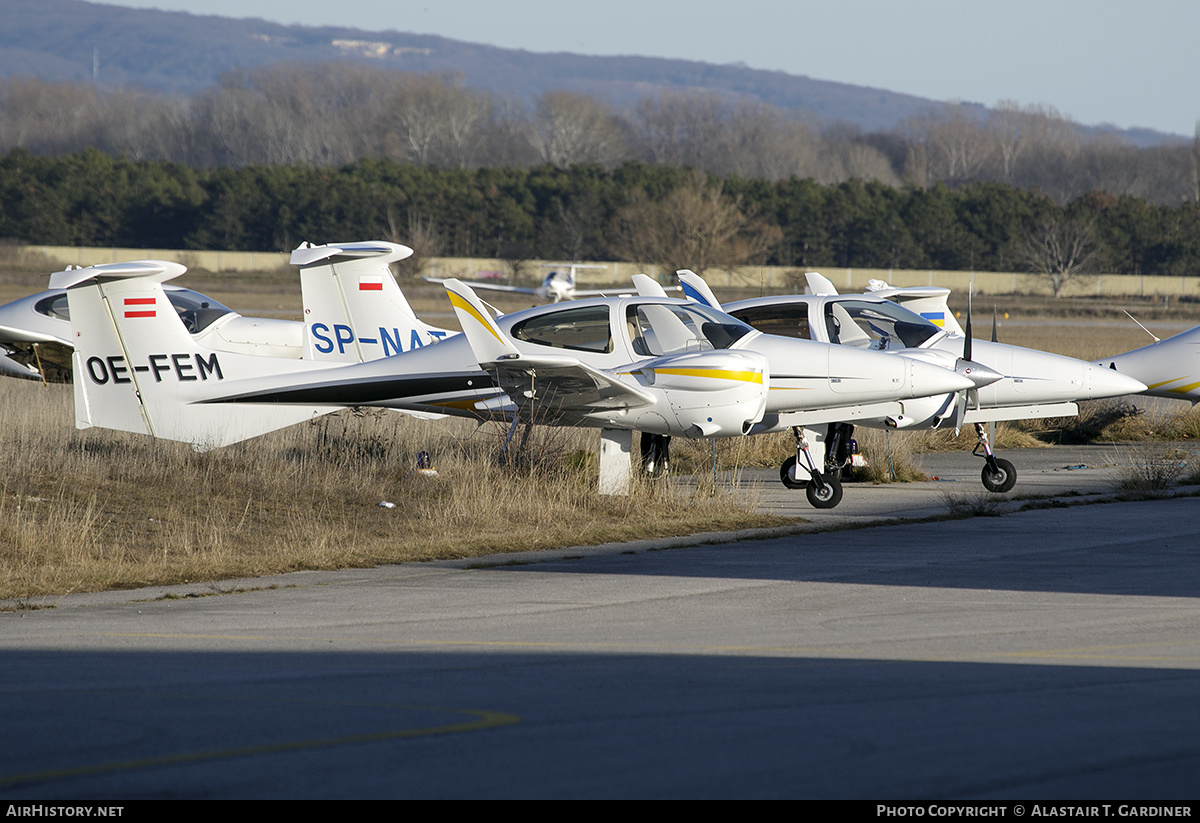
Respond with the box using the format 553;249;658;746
805;475;843;509
779;456;807;490
981;458;1017;493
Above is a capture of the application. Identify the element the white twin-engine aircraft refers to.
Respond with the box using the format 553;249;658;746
425;263;616;303
55;248;981;496
670;271;1147;498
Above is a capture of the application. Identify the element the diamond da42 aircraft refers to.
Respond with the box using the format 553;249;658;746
668;270;1146;499
55;252;981;495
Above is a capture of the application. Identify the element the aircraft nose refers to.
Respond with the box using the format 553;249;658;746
909;359;975;396
958;359;1003;389
1084;363;1147;398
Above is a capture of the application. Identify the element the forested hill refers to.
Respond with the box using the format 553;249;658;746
0;0;1165;143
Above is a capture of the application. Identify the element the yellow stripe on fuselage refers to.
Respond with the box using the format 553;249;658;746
1146;376;1188;390
653;367;763;384
1166;379;1200;395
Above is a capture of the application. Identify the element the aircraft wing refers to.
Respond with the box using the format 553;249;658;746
424;276;537;296
484;355;657;415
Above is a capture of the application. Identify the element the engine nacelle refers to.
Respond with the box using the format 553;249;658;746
638;349;770;439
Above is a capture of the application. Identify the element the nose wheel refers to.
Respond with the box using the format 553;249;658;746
981;456;1016;493
780;456;844;508
779;426;851;509
974;424;1016;493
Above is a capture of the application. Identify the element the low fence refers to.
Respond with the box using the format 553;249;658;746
20;245;1200;299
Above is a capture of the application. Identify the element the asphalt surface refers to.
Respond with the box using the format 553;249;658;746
2;446;1199;799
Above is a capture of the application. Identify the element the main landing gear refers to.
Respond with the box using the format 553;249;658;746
640;433;671;478
779;423;856;509
973;423;1016;493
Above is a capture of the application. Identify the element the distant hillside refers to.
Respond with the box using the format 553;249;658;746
0;0;934;132
0;0;1168;146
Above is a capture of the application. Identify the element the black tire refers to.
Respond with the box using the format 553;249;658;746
640;434;671;477
805;475;843;509
780;456;807;489
981;457;1016;493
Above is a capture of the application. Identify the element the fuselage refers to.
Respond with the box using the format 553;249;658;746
206;295;976;435
1096;325;1200;403
724;294;1146;427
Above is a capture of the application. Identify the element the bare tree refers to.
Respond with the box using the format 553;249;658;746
1017;213;1101;297
629;91;732;171
386;208;442;279
384;73;492;167
526;91;628;167
905;104;994;186
609;171;781;275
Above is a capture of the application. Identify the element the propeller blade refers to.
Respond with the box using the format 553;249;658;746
952;390;968;435
963;288;973;363
991;304;999;343
951;387;980;436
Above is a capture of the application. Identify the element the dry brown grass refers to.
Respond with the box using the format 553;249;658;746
0;382;784;599
1113;445;1199;494
853;428;927;483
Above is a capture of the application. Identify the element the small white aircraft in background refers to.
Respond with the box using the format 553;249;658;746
426;263;619;303
0;240;442;382
1095;324;1200;404
672;270;1146;499
57;257;977;495
0;277;302;381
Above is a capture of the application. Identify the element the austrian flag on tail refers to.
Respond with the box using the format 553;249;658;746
358;274;384;291
123;297;156;318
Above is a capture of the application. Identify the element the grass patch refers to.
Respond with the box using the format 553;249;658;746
854;429;927;483
0;382;786;599
1113;446;1198;494
941;491;1008;517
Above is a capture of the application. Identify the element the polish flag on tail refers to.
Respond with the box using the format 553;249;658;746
358;274;384;291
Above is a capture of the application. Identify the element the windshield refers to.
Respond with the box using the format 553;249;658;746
166;289;233;333
626;303;753;356
823;299;940;349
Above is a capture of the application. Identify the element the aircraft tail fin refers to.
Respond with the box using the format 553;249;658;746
294;240;452;362
58;260;335;449
676;270;722;309
443;279;521;365
804;271;840;295
861;280;963;335
630;273;668;298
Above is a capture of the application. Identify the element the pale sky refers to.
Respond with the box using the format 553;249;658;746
104;0;1200;137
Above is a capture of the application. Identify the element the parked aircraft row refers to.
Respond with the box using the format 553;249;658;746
1;243;1192;507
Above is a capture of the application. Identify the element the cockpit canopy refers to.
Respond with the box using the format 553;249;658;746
35;288;234;334
509;300;754;358
822;299;942;349
730;298;941;350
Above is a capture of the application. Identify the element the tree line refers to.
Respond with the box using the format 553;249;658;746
3;148;1200;279
2;65;1198;207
